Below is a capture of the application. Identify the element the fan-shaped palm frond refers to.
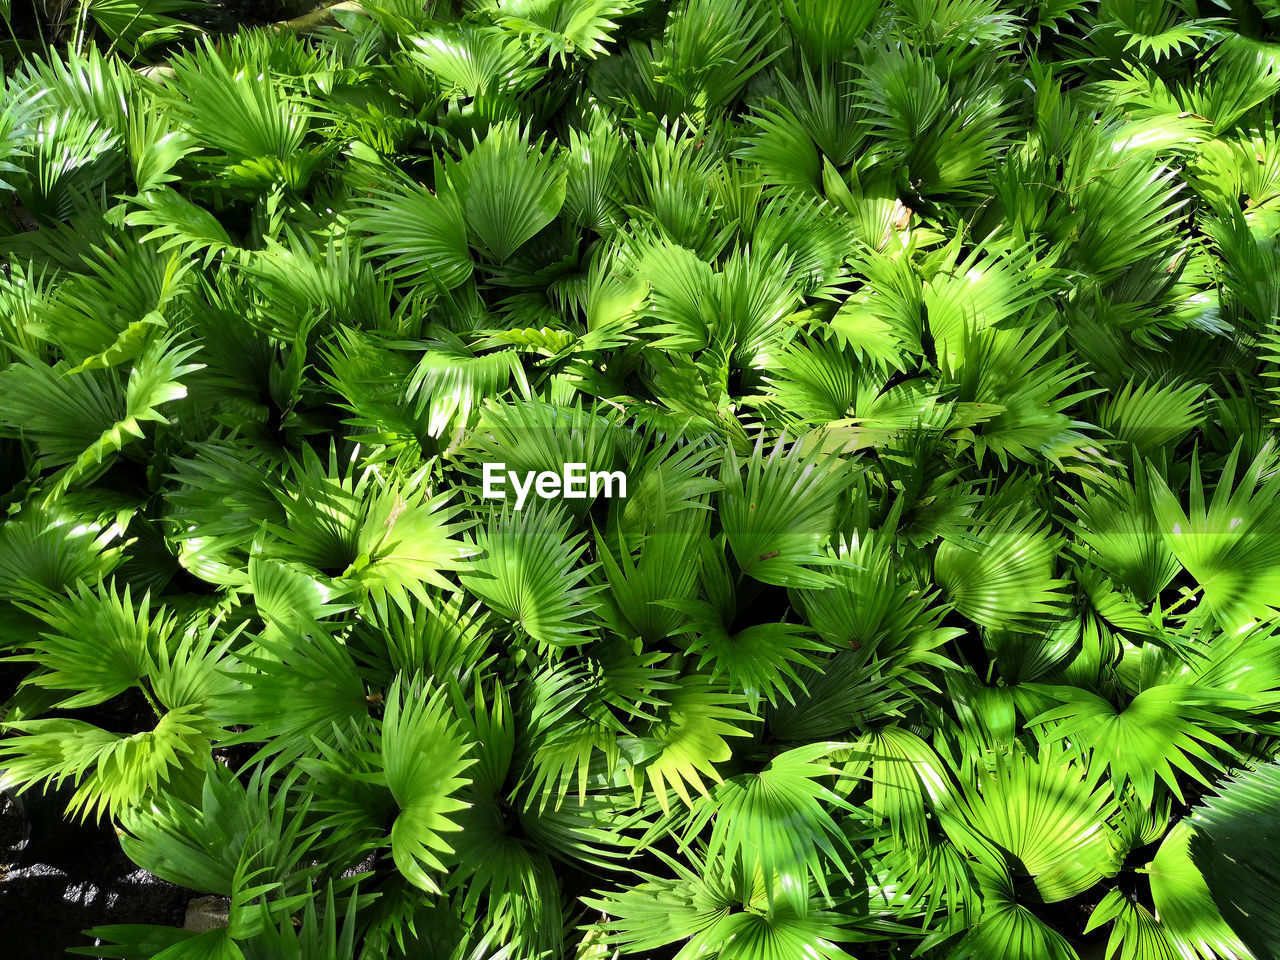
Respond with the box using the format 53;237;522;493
622;676;758;812
265;445;473;612
1031;685;1239;804
690;742;854;905
352;176;475;292
0;333;201;491
935;506;1071;631
719;434;854;588
1148;820;1252;960
441;121;567;263
943;739;1121;903
381;674;477;894
460;503;600;648
163;36;326;189
1190;759;1280;959
0;705;211;822
11;579;172;708
1149;441;1280;631
1068;460;1183;603
485;0;640;63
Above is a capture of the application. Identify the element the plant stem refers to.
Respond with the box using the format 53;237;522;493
138;679;163;719
72;0;90;57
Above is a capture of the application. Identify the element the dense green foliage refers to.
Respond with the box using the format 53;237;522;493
2;0;1280;957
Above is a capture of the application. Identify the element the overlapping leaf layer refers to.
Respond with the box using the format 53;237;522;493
2;1;1280;958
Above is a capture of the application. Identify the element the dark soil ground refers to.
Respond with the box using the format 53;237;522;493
3;0;307;51
187;0;299;31
0;792;196;959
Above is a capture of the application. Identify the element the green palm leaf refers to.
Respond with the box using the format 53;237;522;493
1148;821;1252;960
935;507;1071;631
1031;685;1239;805
943;739;1121;903
441;121;567;263
1190;760;1280;959
719;434;853;588
381;674;476;894
460;503;600;648
692;742;854;906
1149;441;1280;631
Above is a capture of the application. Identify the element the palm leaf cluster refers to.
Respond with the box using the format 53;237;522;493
1;1;1280;958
